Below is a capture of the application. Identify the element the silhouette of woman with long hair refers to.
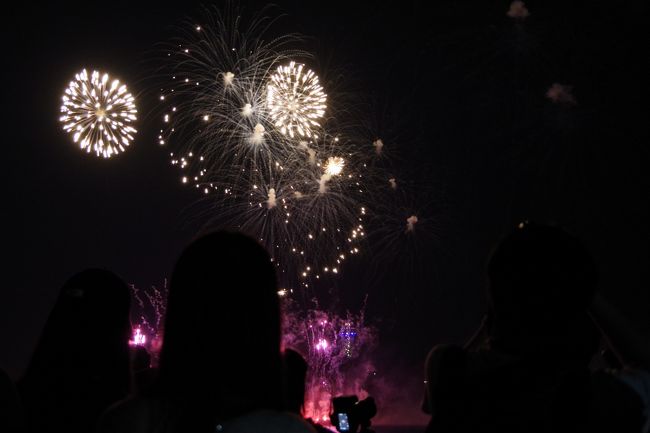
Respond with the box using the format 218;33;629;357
20;269;131;433
423;222;649;433
99;231;315;433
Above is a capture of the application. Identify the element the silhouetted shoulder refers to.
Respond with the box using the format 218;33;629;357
424;345;462;387
589;370;649;433
223;411;317;433
423;344;465;415
97;396;171;433
21;268;131;433
98;402;317;433
0;368;23;433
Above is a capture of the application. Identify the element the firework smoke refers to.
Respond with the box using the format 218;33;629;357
372;139;384;155
507;1;530;20
546;83;577;105
406;215;418;232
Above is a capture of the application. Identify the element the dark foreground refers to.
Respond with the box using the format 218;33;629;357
375;427;423;433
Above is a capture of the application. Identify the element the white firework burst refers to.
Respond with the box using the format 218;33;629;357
159;6;390;286
267;61;327;138
59;69;137;158
325;156;345;176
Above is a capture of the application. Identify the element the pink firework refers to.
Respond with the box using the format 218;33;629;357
129;326;147;346
129;281;168;364
282;298;378;424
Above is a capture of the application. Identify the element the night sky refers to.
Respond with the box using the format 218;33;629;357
2;0;648;421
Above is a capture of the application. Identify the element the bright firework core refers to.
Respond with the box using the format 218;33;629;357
325;157;345;176
267;62;327;138
59;69;137;158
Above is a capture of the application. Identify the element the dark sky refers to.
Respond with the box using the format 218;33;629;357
2;0;648;417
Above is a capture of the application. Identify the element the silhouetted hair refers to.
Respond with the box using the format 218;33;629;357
284;348;308;414
486;222;598;354
157;231;283;424
20;269;131;433
0;367;23;433
488;223;597;316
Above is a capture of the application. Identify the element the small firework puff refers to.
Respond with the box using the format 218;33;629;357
389;178;397;190
406;215;418;232
507;1;530;20
223;71;235;86
372;139;384;155
267;187;277;209
318;156;345;193
59;69;137;158
249;123;266;145
546;83;577;105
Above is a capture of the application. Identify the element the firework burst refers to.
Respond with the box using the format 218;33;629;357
159;6;383;285
128;281;379;426
267;61;327;138
282;297;377;424
60;69;137;158
129;281;168;364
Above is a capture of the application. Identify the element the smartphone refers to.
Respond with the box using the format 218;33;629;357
337;413;350;432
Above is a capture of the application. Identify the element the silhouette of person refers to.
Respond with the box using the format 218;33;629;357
284;348;309;416
423;222;649;433
0;367;23;433
98;231;315;433
19;269;131;433
284;348;334;433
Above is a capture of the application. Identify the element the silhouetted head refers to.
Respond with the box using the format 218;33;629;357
158;231;282;421
486;222;598;356
23;268;131;382
20;269;131;431
284;348;308;414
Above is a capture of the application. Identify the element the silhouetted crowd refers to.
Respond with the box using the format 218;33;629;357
1;224;649;433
